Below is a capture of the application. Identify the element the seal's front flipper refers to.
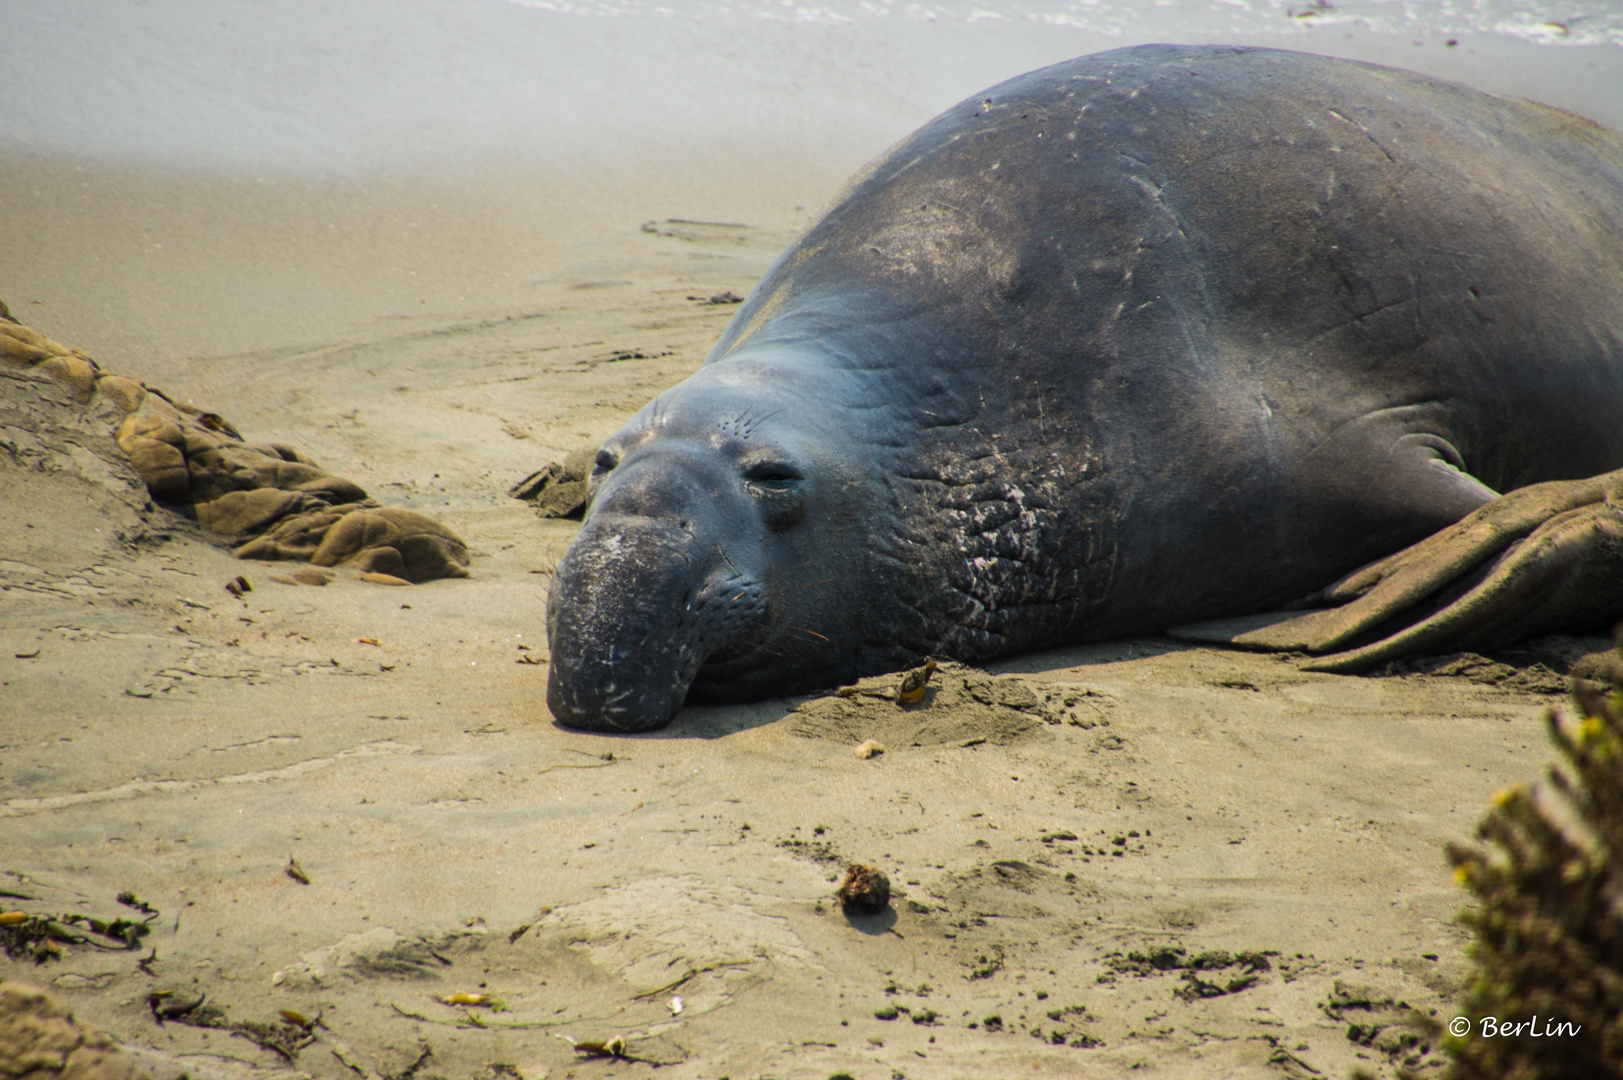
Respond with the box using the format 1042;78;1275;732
1171;469;1623;669
1303;472;1623;671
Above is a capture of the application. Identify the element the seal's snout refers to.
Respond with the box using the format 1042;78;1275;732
545;513;698;732
544;497;776;732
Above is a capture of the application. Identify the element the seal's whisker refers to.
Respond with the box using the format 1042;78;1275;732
786;625;830;641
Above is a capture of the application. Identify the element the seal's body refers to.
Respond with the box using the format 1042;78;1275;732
546;44;1623;732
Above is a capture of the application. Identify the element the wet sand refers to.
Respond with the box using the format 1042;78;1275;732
5;4;1623;1077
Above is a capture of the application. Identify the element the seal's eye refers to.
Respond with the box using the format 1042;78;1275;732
745;461;806;531
744;462;801;491
594;448;619;474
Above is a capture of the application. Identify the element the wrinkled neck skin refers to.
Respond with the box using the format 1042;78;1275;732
719;288;1128;664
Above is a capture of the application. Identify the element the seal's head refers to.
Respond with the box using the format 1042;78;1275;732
545;352;896;732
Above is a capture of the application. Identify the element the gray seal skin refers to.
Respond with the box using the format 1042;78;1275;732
546;43;1623;732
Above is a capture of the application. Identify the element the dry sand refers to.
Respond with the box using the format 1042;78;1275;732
5;4;1623;1077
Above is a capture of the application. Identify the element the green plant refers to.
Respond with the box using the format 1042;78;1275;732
1442;670;1623;1078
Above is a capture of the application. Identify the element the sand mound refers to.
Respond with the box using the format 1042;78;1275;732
0;302;467;585
509;447;594;520
786;661;1108;747
0;983;141;1080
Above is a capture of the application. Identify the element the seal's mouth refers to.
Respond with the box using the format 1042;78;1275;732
684;625;801;704
694;632;777;677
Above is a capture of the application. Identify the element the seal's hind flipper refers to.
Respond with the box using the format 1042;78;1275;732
1193;469;1623;671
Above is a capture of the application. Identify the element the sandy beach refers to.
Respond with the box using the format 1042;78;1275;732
5;2;1623;1077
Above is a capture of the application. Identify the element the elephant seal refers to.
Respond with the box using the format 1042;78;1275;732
546;44;1623;732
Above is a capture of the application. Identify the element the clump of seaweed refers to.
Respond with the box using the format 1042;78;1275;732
0;907;152;963
1441;665;1623;1078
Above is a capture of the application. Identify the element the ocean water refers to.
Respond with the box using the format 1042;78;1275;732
505;0;1623;47
2;0;1620;177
